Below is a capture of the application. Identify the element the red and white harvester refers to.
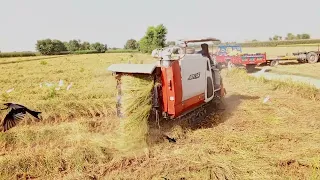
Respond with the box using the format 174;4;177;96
107;38;226;125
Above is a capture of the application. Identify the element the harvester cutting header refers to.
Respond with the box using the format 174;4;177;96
107;38;226;125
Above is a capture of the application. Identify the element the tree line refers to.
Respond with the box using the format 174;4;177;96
36;39;107;55
35;24;173;56
1;25;318;57
269;33;311;41
36;24;173;55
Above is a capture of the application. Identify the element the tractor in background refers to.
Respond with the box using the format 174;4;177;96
213;44;267;72
292;45;320;64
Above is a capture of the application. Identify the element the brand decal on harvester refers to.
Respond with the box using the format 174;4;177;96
188;72;200;80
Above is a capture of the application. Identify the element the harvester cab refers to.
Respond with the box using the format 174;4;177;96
107;37;226;125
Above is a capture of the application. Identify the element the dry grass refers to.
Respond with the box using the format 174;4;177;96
0;53;319;179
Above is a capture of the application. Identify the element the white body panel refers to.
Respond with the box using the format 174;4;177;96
205;59;214;102
179;54;207;101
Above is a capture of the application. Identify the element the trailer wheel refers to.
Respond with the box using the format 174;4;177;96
297;54;307;63
227;61;235;70
306;52;319;64
270;60;279;67
216;63;223;70
246;64;256;73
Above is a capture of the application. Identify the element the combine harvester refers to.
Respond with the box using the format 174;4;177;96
107;38;226;126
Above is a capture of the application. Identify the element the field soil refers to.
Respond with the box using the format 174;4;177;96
0;54;319;179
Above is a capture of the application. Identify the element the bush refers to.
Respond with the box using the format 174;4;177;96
0;52;38;58
105;49;140;53
90;42;107;53
124;39;138;50
71;50;102;54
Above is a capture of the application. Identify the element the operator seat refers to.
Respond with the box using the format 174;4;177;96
200;44;213;64
200;43;221;90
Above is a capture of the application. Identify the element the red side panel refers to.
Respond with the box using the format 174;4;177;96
171;61;183;112
176;93;205;115
160;61;183;117
161;67;169;113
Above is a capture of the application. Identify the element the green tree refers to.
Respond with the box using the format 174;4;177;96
139;24;168;53
272;35;281;41
52;40;67;52
90;42;106;52
286;33;296;40
80;41;91;50
296;34;302;39
36;39;55;55
301;33;310;39
139;26;156;53
67;39;81;52
153;24;168;48
124;39;138;49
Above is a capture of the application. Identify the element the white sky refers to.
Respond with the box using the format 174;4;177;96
0;0;319;52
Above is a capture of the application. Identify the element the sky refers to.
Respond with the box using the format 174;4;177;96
0;0;319;52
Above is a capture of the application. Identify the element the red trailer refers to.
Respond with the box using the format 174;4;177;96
213;45;267;72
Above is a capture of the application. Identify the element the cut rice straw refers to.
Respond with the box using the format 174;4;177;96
115;74;154;155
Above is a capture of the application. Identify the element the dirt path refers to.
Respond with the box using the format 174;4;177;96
249;67;320;89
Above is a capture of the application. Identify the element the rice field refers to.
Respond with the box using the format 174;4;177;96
0;53;319;179
0;53;153;123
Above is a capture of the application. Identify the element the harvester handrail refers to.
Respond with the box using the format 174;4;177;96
180;37;221;44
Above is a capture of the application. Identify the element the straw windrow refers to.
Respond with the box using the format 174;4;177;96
116;74;154;155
